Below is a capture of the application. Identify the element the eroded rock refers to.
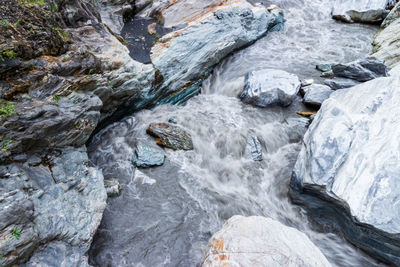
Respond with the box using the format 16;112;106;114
291;74;400;265
303;84;333;107
202;216;331;267
332;0;389;23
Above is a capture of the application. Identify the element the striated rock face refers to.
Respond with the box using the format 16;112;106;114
0;147;107;266
290;73;400;265
147;123;193;150
373;1;400;68
202;216;331;267
150;2;285;104
332;0;390;23
239;69;301;107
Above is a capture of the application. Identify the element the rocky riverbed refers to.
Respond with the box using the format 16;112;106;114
0;0;400;266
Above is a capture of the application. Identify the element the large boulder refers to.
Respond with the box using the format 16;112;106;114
290;74;400;265
150;1;285;104
239;69;301;107
331;0;390;23
202;216;331;267
0;147;107;266
372;1;400;68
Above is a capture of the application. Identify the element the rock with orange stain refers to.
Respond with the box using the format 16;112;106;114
202;216;331;267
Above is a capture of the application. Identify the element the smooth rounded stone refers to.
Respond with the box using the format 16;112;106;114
291;74;400;265
131;140;165;167
239;69;301;107
331;57;389;82
147;123;193;150
104;179;121;197
245;134;263;161
303;84;334;107
316;63;332;72
324;77;360;90
202;216;331;267
332;0;389;23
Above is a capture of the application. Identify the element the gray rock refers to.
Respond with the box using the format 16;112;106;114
372;1;400;68
332;0;389;23
239;69;301;107
320;70;334;79
290;74;400;265
0;146;107;266
151;3;285;100
316;64;332;72
303;84;333;107
147;123;193;150
324;77;360;90
131;140;165;167
104;178;121;197
202;216;331;267
245;134;263;161
331;57;389;82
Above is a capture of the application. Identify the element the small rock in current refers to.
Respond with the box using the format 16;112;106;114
147;123;193;150
245;134;263;161
316;63;332;72
104;179;121;197
132;140;165;167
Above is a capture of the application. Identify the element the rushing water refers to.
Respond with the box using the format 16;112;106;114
89;0;383;266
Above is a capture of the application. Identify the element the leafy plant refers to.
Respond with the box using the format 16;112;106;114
1;140;12;152
73;100;77;104
62;56;71;62
1;19;9;27
53;95;60;103
155;34;161;40
15;19;22;26
0;101;15;118
11;227;21;239
88;68;94;75
2;50;16;60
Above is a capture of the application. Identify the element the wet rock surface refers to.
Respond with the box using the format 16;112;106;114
332;0;390;23
131;140;165;167
291;73;400;265
0;147;106;266
239;69;301;107
323;57;389;90
147;123;193;150
202;216;331;267
303;84;333;107
245;134;263;161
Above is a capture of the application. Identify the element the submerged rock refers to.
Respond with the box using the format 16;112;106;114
245;134;263;161
332;0;389;23
147;123;193;150
131;140;165;167
202;216;331;267
303;84;333;107
239;69;301;107
291;74;400;265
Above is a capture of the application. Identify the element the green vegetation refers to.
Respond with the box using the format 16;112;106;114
0;255;3;260
15;19;22;26
1;19;10;27
17;0;45;6
1;140;12;152
88;68;94;75
57;29;69;42
0;101;15;118
75;122;80;129
2;50;16;60
62;56;71;62
73;100;78;104
53;95;60;103
11;227;21;239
